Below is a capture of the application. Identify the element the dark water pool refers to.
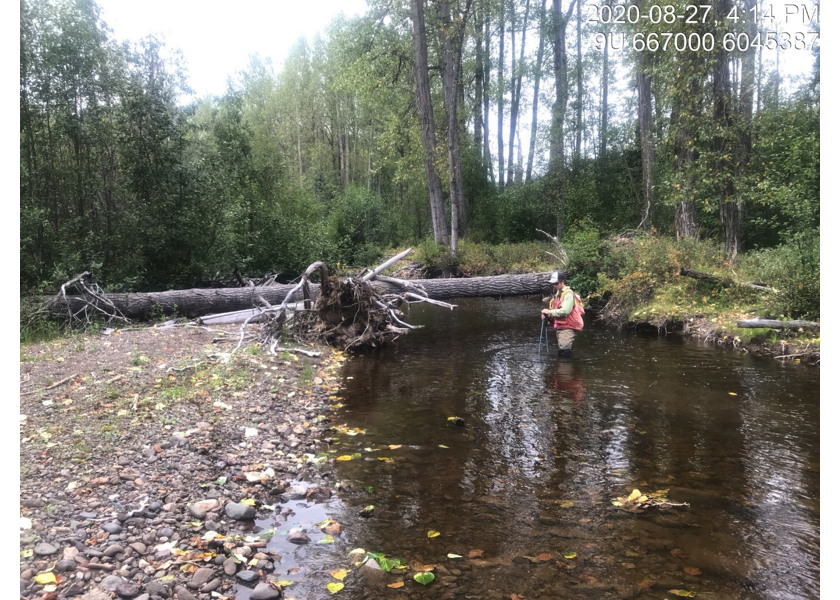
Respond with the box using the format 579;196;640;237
242;297;819;599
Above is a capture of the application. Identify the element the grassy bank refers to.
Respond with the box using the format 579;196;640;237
411;232;819;364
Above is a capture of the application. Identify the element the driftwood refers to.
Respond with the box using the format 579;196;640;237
736;319;820;329
679;267;776;292
46;272;551;320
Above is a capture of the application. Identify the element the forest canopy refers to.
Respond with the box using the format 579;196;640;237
20;0;819;308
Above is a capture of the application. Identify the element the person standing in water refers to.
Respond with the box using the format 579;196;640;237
541;271;584;358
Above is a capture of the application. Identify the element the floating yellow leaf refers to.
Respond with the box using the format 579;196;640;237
627;489;642;502
336;455;353;461
388;445;402;450
331;569;348;580
439;445;449;449
327;582;344;594
34;572;57;585
563;551;577;559
668;591;696;598
387;581;405;588
241;498;256;506
275;580;295;586
447;553;462;559
427;530;440;538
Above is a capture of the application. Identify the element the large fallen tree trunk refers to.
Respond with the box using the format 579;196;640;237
47;272;552;320
736;319;820;330
679;267;776;292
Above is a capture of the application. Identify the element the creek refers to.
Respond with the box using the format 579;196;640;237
241;297;819;599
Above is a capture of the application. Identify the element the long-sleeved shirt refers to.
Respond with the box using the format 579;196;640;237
546;285;574;318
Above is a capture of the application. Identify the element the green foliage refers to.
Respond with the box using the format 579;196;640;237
327;186;395;266
739;233;820;319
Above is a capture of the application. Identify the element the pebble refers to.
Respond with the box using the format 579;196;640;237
225;501;256;520
81;592;111;600
250;582;281;600
34;542;59;556
200;578;221;593
130;542;147;554
101;575;124;591
237;570;260;583
173;585;197;600
188;567;215;589
116;581;142;598
104;544;125;557
102;522;123;534
287;484;307;499
223;558;238;576
56;559;77;571
287;531;310;544
144;581;170;597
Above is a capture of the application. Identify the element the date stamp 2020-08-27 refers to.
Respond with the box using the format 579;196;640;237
587;2;820;54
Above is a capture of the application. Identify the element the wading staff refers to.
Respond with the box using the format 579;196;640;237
539;317;550;356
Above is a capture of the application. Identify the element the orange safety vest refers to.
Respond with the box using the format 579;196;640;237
550;288;585;331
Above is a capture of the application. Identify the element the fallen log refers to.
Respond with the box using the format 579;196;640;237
48;272;552;320
679;267;777;292
736;319;820;329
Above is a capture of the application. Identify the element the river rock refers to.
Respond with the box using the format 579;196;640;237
56;559;77;572
223;558;238;575
287;484;307;499
362;557;382;571
101;575;124;591
225;501;255;520
200;578;221;593
116;581;142;598
237;570;259;583
173;585;197;600
129;542;147;555
287;531;310;544
188;567;215;589
102;522;122;534
250;582;281;600
34;542;58;556
81;592;111;600
144;581;170;597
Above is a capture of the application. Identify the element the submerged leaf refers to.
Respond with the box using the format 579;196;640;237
668;591;696;598
560;501;574;508
317;535;335;544
388;444;402;450
563;551;577;559
387;581;405;588
427;530;440;538
327;582;344;594
447;553;462;559
413;572;435;585
331;569;348;580
336;455;353;461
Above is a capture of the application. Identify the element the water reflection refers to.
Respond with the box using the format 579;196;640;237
262;298;818;599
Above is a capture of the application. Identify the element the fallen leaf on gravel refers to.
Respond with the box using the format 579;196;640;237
34;572;57;585
413;572;434;585
241;498;256;506
387;581;404;588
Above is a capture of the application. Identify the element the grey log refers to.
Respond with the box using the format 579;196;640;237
48;273;553;320
736;319;819;329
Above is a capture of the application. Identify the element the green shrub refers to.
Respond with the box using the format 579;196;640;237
740;232;820;319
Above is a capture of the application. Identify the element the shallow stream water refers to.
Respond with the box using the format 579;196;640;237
240;297;819;599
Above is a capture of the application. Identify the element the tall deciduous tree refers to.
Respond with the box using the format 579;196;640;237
548;0;577;239
410;0;449;246
435;0;474;248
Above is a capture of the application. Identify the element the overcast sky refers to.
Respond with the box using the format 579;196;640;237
96;0;369;99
